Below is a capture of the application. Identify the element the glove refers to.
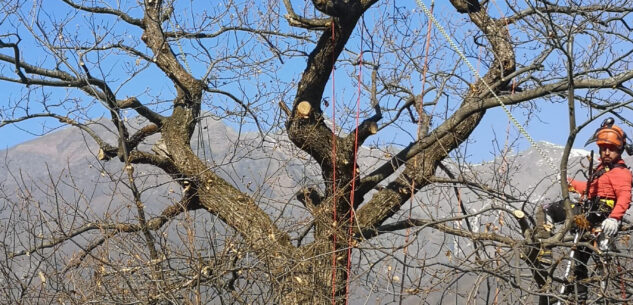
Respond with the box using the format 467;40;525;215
601;218;620;237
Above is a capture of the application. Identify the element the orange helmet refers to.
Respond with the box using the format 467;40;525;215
586;117;627;151
595;125;625;149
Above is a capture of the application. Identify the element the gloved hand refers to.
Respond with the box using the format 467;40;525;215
601;218;620;237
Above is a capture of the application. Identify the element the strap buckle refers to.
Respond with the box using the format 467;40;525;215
599;198;615;209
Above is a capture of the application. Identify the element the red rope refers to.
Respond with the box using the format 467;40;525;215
400;4;434;303
330;20;338;305
487;3;516;304
618;262;627;304
345;21;364;304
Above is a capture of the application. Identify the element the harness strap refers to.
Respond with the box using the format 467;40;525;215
591;162;628;180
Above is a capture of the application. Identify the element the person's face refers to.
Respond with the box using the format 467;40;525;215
599;144;622;164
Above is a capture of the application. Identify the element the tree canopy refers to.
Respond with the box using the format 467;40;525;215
1;0;633;304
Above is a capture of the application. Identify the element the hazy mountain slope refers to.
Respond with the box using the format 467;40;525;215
3;120;631;304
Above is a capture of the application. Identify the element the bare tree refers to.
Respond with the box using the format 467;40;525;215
1;0;633;304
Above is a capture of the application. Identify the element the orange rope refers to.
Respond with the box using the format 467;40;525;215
400;4;434;304
330;20;339;305
617;261;627;304
345;20;364;304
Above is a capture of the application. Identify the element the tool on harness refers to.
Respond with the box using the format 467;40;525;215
580;197;614;224
600;198;615;209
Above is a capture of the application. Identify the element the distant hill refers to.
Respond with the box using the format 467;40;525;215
3;119;631;304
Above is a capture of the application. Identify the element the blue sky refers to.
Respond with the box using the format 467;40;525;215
0;0;630;164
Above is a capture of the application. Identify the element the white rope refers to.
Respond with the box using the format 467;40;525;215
415;0;559;173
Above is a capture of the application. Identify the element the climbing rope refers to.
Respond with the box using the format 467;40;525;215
330;20;339;305
414;0;559;174
400;2;435;303
345;18;364;305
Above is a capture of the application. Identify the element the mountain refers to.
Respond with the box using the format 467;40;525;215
1;120;628;304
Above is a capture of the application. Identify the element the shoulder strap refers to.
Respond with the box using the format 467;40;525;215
593;162;629;180
610;162;629;170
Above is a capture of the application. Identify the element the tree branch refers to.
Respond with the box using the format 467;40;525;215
10;195;202;259
61;0;144;28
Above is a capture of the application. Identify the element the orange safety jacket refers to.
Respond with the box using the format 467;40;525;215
569;159;632;221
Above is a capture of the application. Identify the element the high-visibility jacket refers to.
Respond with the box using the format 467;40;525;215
569;159;632;221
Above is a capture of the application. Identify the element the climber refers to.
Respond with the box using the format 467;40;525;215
563;117;632;303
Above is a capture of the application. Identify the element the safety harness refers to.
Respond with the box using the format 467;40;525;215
580;162;628;224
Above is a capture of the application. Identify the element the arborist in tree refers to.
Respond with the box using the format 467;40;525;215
562;117;632;303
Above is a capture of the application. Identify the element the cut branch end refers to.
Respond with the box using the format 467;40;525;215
513;210;525;219
296;101;311;118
